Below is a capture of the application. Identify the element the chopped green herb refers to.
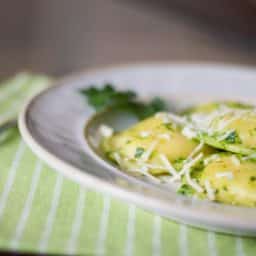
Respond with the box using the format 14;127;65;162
173;157;185;170
250;176;256;182
80;84;168;120
163;123;175;131
142;97;168;119
224;131;241;144
174;157;185;164
249;128;256;136
177;184;194;196
190;163;204;174
223;186;228;192
80;84;135;111
226;102;253;109
134;147;145;158
105;151;115;162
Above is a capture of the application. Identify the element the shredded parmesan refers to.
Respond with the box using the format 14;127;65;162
140;131;151;138
203;154;220;165
187;142;204;161
184;169;203;193
112;152;122;166
242;153;256;161
167;113;187;125
215;172;234;180
204;180;215;200
143;163;167;170
216;130;235;142
182;126;197;139
243;155;252;161
189;105;247;137
215;110;244;132
109;105;256;193
155;112;169;123
172;153;204;191
134;166;160;182
158;133;171;140
159;154;179;178
179;153;204;177
99;124;113;138
155;112;186;125
231;155;240;166
141;141;158;162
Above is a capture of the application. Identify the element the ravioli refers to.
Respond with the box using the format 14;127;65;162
99;103;256;207
185;102;256;156
199;153;256;207
101;113;213;176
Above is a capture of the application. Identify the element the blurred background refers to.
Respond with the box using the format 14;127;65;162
1;0;256;77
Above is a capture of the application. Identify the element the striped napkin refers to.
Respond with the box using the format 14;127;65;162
0;74;255;255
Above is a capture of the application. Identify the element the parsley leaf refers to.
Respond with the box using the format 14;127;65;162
80;84;136;111
80;84;168;120
224;130;241;144
177;184;194;196
250;176;256;182
134;147;145;158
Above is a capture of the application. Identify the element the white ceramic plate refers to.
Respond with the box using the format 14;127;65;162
19;63;256;236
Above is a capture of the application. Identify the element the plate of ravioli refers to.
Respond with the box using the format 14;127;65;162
19;63;256;236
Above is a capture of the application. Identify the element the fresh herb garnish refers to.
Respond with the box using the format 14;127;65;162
224;131;241;144
80;84;168;120
163;122;175;131
134;147;145;158
250;176;256;182
223;186;228;192
177;184;194;196
173;157;185;170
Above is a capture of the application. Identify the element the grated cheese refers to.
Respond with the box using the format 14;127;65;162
203;154;220;165
231;155;240;166
141;141;158;162
189;106;247;137
215;172;234;180
159;154;179;178
166;113;187;125
155;112;169;123
99;124;114;138
242;153;256;161
184;169;203;193
155;112;186;125
112;152;122;166
215;110;245;132
140;131;151;138
158;133;171;140
179;152;204;177
216;130;235;142
174;153;204;191
134;166;160;183
182;126;197;139
187;142;204;160
204;180;215;200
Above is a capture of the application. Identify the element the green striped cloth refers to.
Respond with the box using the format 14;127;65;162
0;74;256;255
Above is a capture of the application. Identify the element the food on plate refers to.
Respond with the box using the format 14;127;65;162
81;85;256;207
101;114;214;176
186;102;256;156
199;153;256;207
